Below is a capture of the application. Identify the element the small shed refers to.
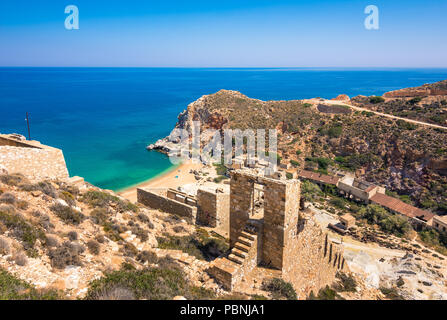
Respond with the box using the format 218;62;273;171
340;213;356;229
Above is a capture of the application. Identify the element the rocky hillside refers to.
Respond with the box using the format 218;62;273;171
383;80;447;98
351;80;447;127
164;86;447;215
0;171;228;299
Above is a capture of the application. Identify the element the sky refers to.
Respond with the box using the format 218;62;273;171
0;0;446;67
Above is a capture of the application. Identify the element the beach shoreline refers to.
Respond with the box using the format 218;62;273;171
118;160;203;202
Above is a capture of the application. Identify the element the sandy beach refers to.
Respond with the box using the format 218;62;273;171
118;161;203;202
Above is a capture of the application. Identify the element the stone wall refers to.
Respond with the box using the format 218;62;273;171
0;145;69;181
197;188;230;234
0;136;41;148
282;213;345;299
263;178;300;269
229;172;254;247
137;188;197;220
220;170;345;298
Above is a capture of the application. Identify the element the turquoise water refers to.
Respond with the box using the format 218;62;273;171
1;68;446;191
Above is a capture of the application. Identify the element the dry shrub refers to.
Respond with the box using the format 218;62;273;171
0;236;10;255
50;203;85;225
49;241;84;269
0;192;16;205
87;240;100;255
95;234;105;243
0;173;28;186
136;250;158;264
45;236;59;248
13;252;28;266
91;286;135;300
67;231;78;241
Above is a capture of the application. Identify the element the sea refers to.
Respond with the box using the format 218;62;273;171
1;67;446;191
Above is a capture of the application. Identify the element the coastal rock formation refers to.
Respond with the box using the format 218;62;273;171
332;94;350;101
383;80;447;98
149;83;447;215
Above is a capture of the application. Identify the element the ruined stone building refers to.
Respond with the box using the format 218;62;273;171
208;170;345;299
137;184;230;235
0;134;69;181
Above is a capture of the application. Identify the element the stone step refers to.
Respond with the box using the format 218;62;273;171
234;242;251;253
232;248;247;259
237;237;252;246
228;254;244;265
241;231;255;241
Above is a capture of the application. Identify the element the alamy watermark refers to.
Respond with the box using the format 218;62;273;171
65;5;79;30
364;5;379;30
166;121;278;173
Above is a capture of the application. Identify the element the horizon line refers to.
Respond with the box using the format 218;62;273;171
1;66;447;69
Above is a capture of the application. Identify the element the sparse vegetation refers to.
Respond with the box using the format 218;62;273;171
0;173;28;187
356;204;411;237
81;190;138;213
379;286;404;300
334;272;357;292
87;240;100;255
157;229;229;261
369;96;385;104
85;265;215;300
50;203;85;225
48;241;84;269
419;229;447;255
307;285;344;300
262;278;297;300
0;205;46;256
0;269;61;300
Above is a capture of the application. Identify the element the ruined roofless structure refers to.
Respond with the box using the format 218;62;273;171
208;170;345;298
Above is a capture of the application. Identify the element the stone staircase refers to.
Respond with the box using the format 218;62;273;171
227;229;257;265
208;221;260;290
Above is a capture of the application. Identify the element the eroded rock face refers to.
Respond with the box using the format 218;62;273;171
332;94;350;101
384;80;447;98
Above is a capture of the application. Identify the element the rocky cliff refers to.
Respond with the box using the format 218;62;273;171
384;80;447;98
154;84;447;215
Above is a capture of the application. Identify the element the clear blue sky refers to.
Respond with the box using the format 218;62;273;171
0;0;446;67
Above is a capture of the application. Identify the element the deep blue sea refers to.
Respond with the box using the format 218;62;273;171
1;68;446;191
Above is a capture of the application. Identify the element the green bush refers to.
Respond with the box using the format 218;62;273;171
48;241;84;269
396;119;417;130
81;190;138;213
357;204;411;237
261;278;297;300
0;173;28;187
213;163;228;176
301;180;323;202
85;266;215;300
307;285;344;300
157;231;229;261
419;229;447;255
290;159;300;167
379;287;404;300
50;203;85;225
327;125;343;138
0;206;46;254
87;240;100;255
0;269;61;300
369;96;385;104
334;272;357;292
329;197;346;209
213;175;228;183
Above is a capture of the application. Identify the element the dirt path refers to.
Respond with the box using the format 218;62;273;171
305;99;447;130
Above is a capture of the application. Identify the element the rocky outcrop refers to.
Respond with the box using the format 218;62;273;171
384;80;447;98
332;94;350;101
